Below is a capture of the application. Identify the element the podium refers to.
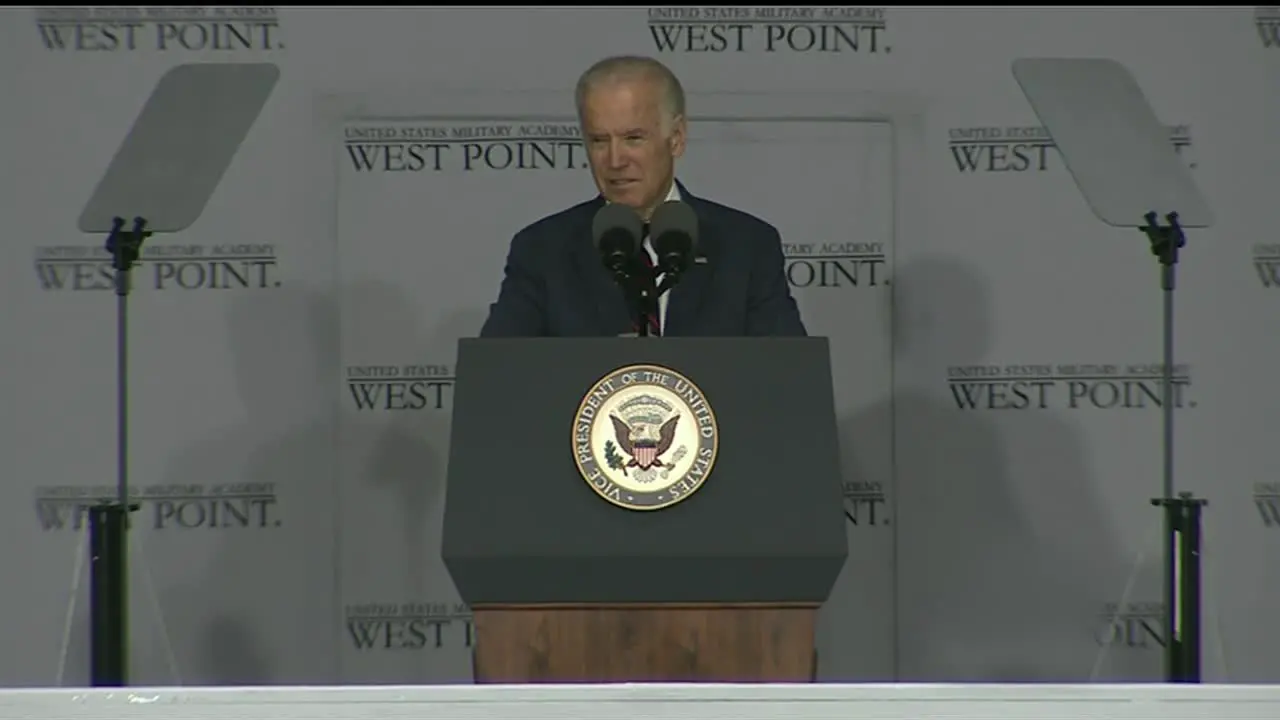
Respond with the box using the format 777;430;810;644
441;337;848;683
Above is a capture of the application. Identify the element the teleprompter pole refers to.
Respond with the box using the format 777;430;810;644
89;216;148;687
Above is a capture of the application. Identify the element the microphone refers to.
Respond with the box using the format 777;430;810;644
650;200;699;276
592;204;644;276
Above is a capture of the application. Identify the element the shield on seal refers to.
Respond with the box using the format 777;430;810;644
633;445;658;468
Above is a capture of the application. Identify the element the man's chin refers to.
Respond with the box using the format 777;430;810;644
601;186;646;209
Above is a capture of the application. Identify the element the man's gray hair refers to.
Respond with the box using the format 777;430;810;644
575;55;686;135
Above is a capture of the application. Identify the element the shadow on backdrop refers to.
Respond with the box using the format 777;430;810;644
60;286;346;685
53;285;478;685
341;281;440;613
863;256;1136;682
137;286;346;685
813;281;896;683
328;280;483;684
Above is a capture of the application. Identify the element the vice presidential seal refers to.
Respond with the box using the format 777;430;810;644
572;364;719;511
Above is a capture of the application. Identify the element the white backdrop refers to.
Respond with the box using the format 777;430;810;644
0;5;1277;686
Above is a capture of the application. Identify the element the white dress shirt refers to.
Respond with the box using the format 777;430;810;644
643;182;682;333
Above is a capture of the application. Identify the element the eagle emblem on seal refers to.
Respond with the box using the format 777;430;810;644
608;398;681;475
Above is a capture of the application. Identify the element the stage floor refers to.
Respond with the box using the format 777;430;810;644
1;683;1278;719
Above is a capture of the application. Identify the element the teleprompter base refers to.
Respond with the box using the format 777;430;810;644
471;604;817;683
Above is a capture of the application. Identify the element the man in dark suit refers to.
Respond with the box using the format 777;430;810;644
479;55;806;338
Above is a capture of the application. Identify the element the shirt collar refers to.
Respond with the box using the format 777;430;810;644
602;179;682;209
664;180;681;203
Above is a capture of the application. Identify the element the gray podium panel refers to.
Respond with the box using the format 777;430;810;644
442;336;848;605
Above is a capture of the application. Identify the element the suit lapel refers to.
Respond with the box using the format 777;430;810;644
662;188;717;336
571;196;633;334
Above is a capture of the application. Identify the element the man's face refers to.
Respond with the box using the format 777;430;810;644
581;77;686;218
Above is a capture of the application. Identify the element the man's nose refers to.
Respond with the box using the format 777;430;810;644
607;142;628;169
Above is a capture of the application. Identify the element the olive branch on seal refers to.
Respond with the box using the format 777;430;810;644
603;440;626;472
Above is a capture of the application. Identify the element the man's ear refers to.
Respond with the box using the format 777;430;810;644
668;114;687;158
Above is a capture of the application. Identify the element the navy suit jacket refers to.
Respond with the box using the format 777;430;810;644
478;183;807;338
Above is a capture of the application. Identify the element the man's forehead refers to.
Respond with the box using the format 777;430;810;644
585;126;654;139
587;76;662;105
582;111;663;136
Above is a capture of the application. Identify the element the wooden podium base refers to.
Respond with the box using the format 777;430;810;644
471;603;817;683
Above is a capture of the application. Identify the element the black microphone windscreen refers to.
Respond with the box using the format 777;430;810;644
592;204;644;252
650;200;699;253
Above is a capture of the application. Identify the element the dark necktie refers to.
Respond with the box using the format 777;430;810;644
634;223;662;336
